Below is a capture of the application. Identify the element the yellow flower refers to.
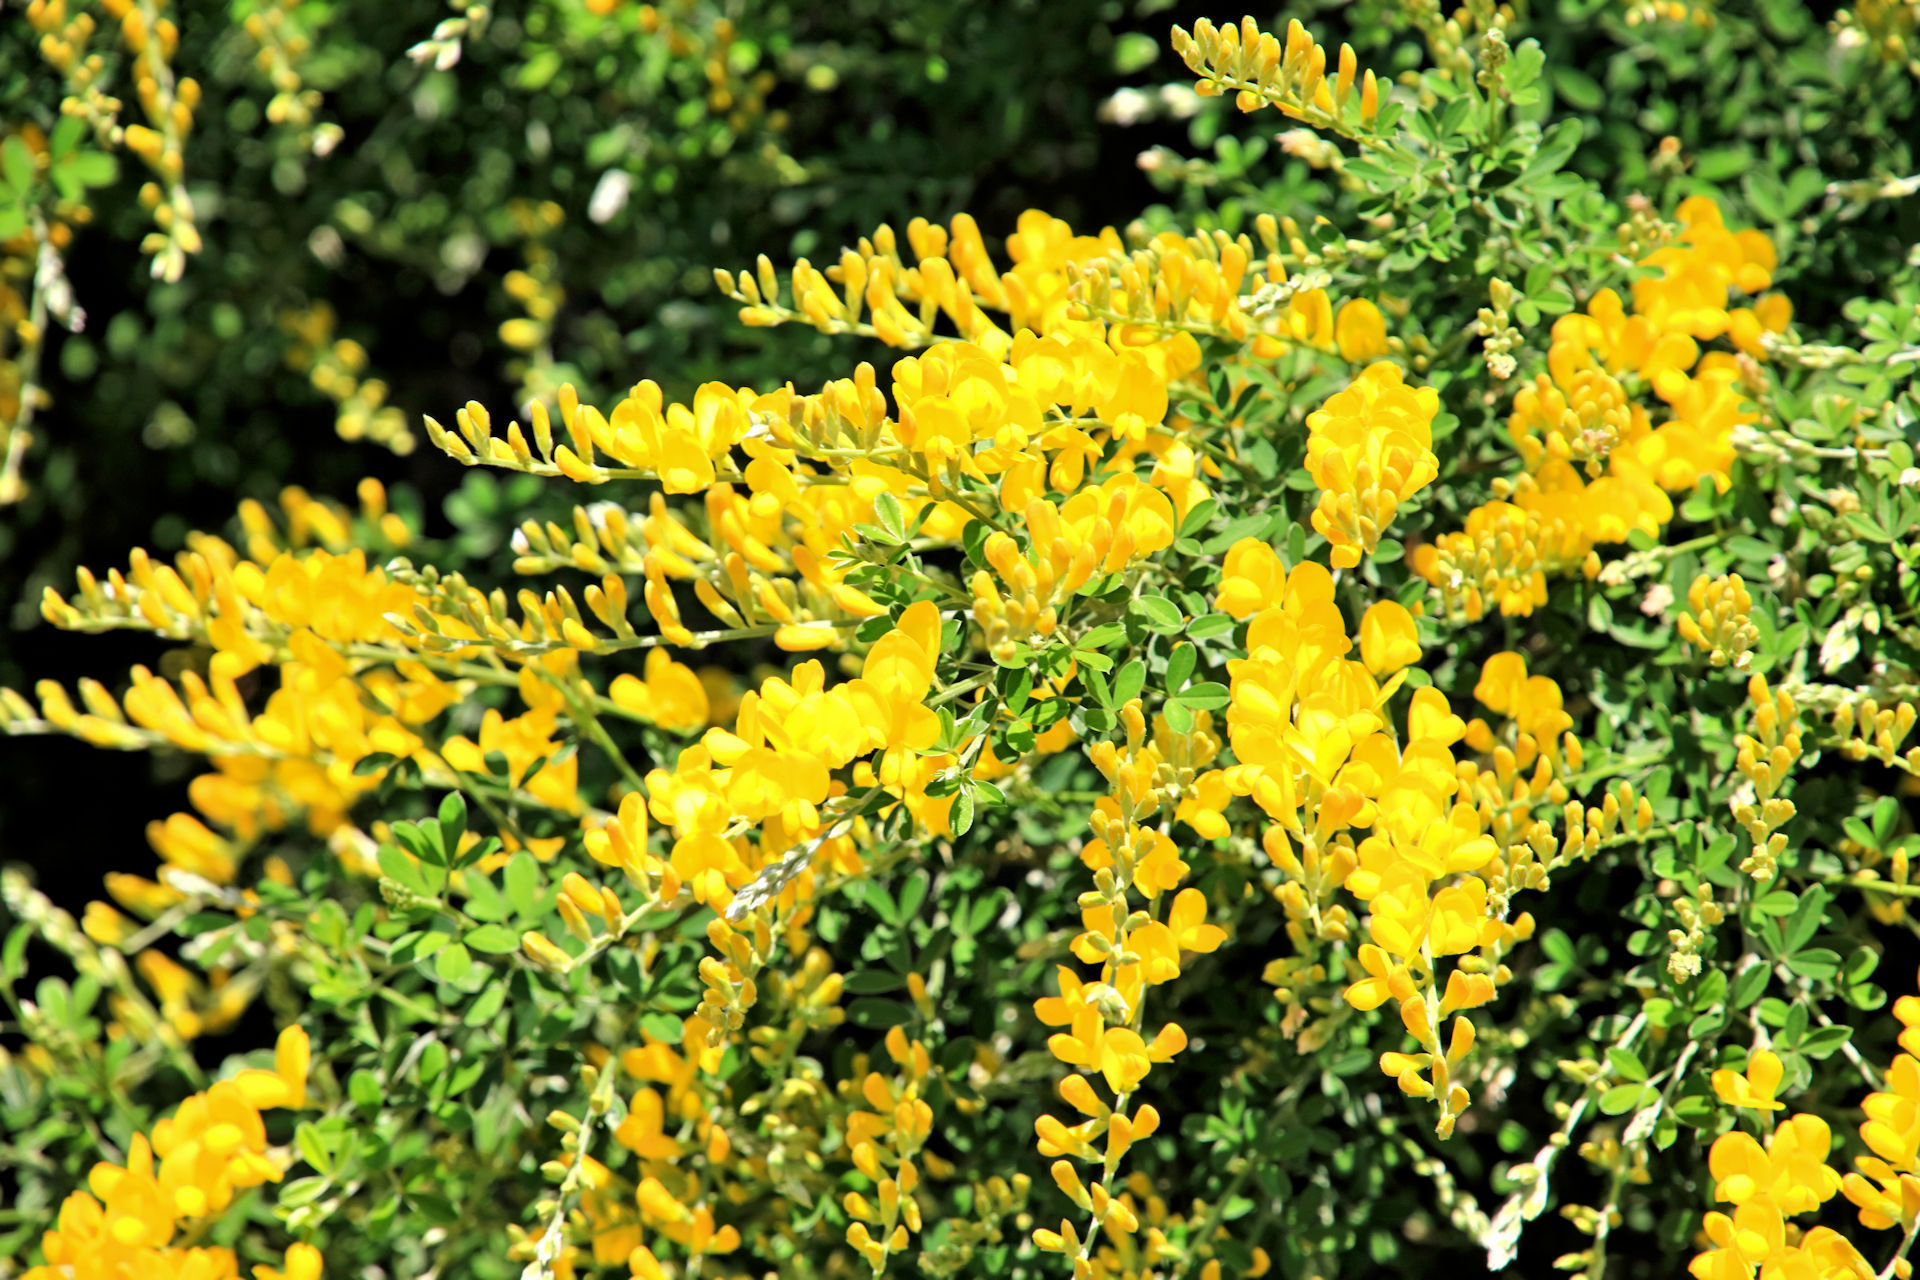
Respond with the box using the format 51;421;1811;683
1713;1049;1787;1112
1303;362;1440;568
1334;298;1389;361
609;649;711;733
1358;600;1420;675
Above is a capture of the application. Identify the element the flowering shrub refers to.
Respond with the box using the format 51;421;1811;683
5;5;1920;1280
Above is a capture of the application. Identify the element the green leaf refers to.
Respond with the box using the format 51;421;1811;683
1165;643;1197;692
295;1122;333;1177
279;1176;330;1209
4;925;31;980
348;1070;383;1109
1178;499;1219;537
846;997;913;1028
1597;1083;1655;1115
1799;1025;1852;1060
438;792;469;851
1164;698;1193;735
1176;682;1231;710
394;819;444;869
504;853;541;916
1072;649;1113;672
897;872;929;920
1781;886;1828;953
49;116;85;160
1550;66;1603;111
1605;1047;1647;1083
1;137;33;195
417;1040;450;1083
873;491;906;542
949;787;976;837
1693;968;1728;1010
434;941;472;983
1113;659;1146;707
462;869;507;921
1516;119;1582;186
1841;816;1879;851
1672;1093;1714;1127
843;969;908;994
464;924;520;954
1131;596;1185;634
377;844;428;895
1785;948;1841;982
464;982;508;1027
1187;613;1235;640
67;150;118;190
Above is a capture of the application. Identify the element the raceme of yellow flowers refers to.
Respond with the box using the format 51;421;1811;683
26;0;203;282
0;14;1827;1280
23;1025;314;1280
1412;197;1792;622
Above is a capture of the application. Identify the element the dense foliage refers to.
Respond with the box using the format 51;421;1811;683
4;2;1920;1279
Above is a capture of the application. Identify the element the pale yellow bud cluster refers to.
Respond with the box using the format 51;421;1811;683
1171;17;1382;135
500;263;564;354
1556;780;1659;868
1733;674;1802;881
0;868;198;1061
1484;788;1588;917
1830;692;1920;774
385;553;637;658
281;304;416;454
499;236;569;410
716;213;1016;352
509;503;652;576
1476;278;1523;381
1626;0;1716;27
970;514;1129;663
1510;365;1635;478
916;1173;1032;1279
1260;815;1356;951
843;1026;938;1275
748;947;847;1071
1424;500;1594;622
622;8;776;131
1835;0;1920;75
1559;1128;1651;1280
28;0;124;142
696;914;776;1046
1069;228;1259;342
1677;572;1759;670
1259;953;1332;1044
110;0;202;279
241;0;334;144
1666;881;1725;980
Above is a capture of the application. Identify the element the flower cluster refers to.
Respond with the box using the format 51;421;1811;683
25;1026;314;1280
1212;529;1579;1135
1693;981;1920;1279
1415;198;1791;621
1031;698;1224;1268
